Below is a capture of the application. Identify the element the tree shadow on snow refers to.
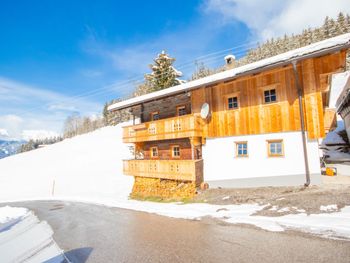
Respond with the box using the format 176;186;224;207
43;247;93;263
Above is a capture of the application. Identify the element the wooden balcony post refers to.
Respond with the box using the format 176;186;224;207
190;137;195;160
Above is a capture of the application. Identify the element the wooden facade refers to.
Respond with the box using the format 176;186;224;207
191;52;346;140
120;49;348;183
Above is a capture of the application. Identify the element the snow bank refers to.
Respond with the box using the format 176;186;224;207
0;206;27;225
1;122;350;239
0;206;64;262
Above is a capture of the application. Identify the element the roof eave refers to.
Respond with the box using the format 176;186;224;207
108;40;350;112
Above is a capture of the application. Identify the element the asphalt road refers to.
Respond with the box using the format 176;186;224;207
4;201;350;263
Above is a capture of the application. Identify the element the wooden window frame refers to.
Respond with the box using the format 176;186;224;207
235;141;248;157
150;146;158;158
176;105;187;116
171;145;181;158
258;84;279;105
267;139;284;157
224;92;240;111
150;111;160;121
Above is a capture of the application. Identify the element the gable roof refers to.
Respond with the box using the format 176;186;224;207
108;33;350;112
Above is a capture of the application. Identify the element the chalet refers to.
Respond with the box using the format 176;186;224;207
108;33;350;198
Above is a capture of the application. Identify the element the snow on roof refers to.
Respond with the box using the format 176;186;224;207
108;33;350;111
336;70;350;110
329;71;350;109
224;54;236;60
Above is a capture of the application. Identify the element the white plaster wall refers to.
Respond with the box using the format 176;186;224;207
202;131;321;182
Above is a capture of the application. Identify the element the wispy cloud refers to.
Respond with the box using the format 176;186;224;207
203;0;350;40
0;77;102;138
80;69;104;78
81;14;243;81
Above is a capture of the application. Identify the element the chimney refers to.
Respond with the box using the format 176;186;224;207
224;54;236;69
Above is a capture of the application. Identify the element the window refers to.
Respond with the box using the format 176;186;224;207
264;89;277;103
151;111;160;121
228;97;239;109
267;140;284;157
177;106;186;116
150;147;158;158
224;92;240;110
236;142;248;157
171;145;180;158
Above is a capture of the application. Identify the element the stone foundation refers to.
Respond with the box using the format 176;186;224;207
130;177;197;200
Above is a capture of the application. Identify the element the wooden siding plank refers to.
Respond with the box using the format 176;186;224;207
189;51;346;139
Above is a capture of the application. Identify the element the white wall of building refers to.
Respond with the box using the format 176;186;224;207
202;131;321;187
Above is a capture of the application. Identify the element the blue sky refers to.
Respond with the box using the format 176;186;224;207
0;0;349;139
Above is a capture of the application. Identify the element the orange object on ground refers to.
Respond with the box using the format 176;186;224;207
325;167;337;176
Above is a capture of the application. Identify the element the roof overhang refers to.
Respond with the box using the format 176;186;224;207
108;33;350;112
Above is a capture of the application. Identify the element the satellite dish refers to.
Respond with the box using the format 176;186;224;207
200;103;210;119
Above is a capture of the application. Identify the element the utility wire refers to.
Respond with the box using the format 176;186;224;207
14;41;258;115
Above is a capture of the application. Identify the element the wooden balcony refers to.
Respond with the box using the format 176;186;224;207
123;159;203;182
123;114;203;143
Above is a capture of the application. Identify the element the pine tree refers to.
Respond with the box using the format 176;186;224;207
232;13;349;69
337;12;347;34
191;61;213;80
145;51;184;91
133;81;153;97
346;14;350;31
323;16;331;38
103;103;109;125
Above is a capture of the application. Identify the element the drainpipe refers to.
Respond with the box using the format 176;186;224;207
292;61;311;187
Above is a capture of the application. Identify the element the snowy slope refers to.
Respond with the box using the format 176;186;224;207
0;122;134;201
0;122;350;239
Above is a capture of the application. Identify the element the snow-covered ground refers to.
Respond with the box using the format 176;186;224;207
0;206;64;262
0;122;349;240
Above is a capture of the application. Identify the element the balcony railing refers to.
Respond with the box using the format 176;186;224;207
123;159;203;182
122;114;203;143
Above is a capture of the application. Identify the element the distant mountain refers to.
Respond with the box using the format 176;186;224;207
0;140;26;159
